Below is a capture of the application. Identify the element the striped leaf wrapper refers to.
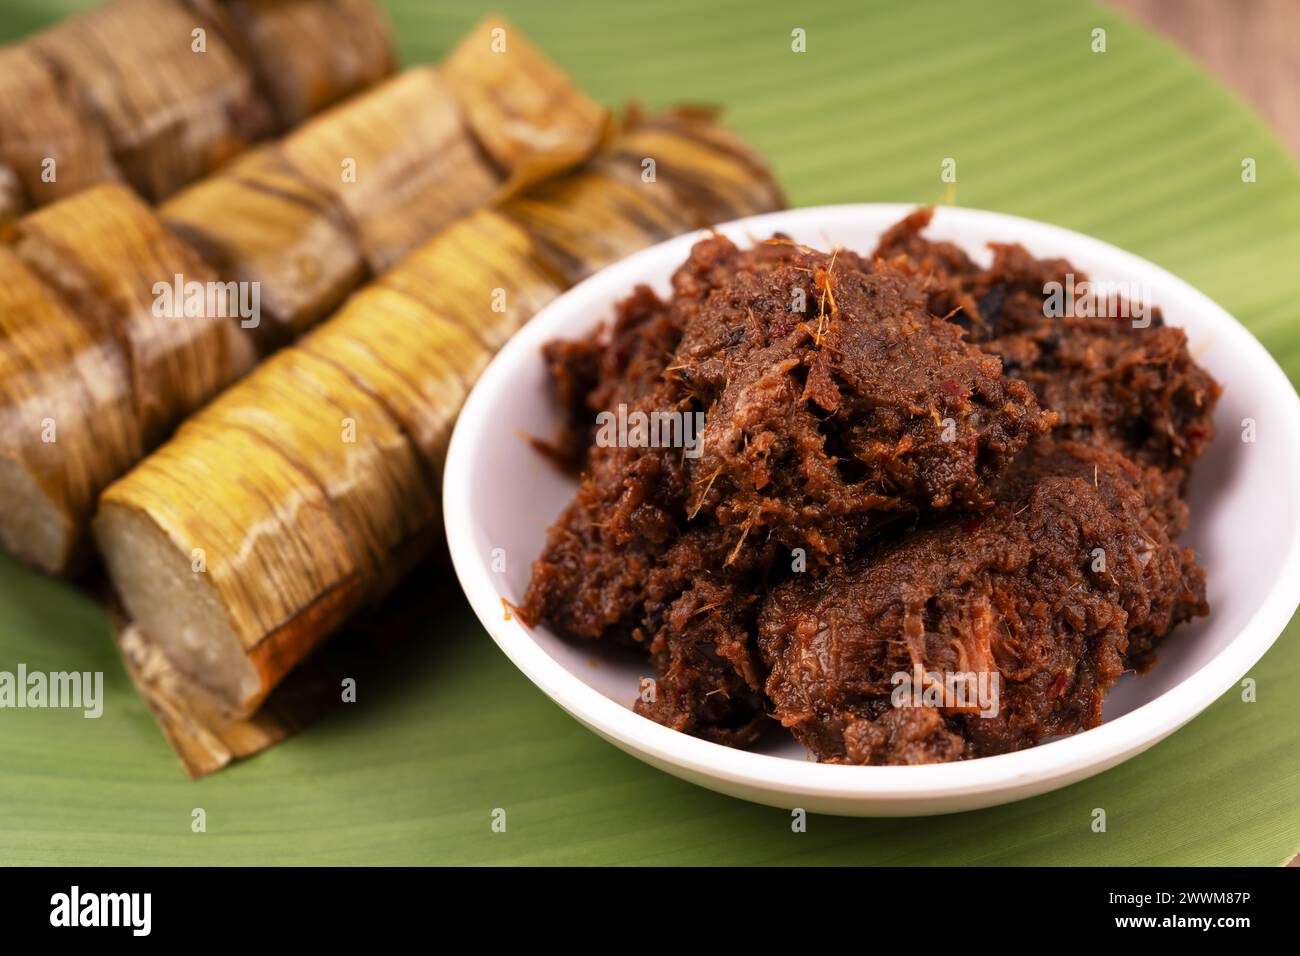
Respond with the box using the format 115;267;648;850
0;44;123;210
0;16;606;576
29;0;273;202
510;108;785;285
96;111;785;776
441;16;610;196
275;68;499;275
191;0;395;127
0;248;141;574
159;147;367;348
0;185;255;575
0;0;395;209
13;185;258;446
160;16;609;340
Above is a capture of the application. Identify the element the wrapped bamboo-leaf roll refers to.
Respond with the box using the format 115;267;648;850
0;249;141;574
196;0;395;127
595;108;787;227
0;45;122;208
0;20;603;577
96;286;472;715
376;209;565;353
278;21;607;277
2;184;254;574
273;215;559;490
0;0;397;212
204;347;439;592
14;184;256;445
160;147;365;344
274;15;606;274
158;18;602;344
501;170;697;286
96;113;783;724
301;287;489;478
32;0;275;202
506;112;786;285
97;216;557;714
97;346;439;715
278;67;501;274
98;418;361;713
442;16;609;194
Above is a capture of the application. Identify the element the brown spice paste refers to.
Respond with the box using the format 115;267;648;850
520;209;1219;764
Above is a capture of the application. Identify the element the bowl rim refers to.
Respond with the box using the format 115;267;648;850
444;203;1300;805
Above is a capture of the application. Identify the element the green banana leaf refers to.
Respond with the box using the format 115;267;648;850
1;0;1298;866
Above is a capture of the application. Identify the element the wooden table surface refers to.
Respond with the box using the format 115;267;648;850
1111;0;1300;156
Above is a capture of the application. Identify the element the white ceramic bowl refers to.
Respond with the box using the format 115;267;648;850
444;204;1300;816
